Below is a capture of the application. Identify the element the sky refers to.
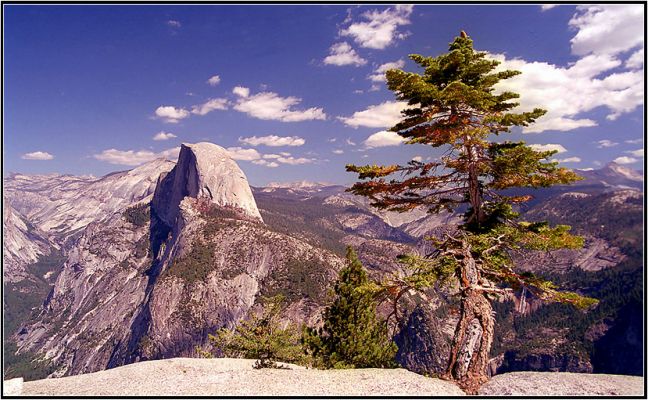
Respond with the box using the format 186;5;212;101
3;4;645;186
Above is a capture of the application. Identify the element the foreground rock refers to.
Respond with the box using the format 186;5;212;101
479;371;643;396
17;358;465;396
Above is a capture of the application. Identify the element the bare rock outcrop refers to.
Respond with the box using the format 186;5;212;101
152;142;262;227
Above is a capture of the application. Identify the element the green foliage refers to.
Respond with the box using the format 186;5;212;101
303;247;398;369
345;32;594;317
4;251;65;381
123;203;150;227
163;239;216;283
256;194;349;256
208;295;308;369
262;255;332;303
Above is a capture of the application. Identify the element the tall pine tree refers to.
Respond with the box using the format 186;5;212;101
346;32;597;392
303;247;397;369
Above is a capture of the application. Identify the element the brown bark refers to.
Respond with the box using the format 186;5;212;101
443;240;495;394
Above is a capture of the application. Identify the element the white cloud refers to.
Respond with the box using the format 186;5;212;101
569;5;644;57
528;143;568;153
191;98;228;116
207;75;221;86
346;138;357;146
364;130;405;148
578;167;594;171
332;149;344;154
490;53;642;132
153;131;177;141
625;138;643;144
485;5;645;133
167;20;181;28
232;86;250;98
626;48;644;69
239;135;305;147
625;149;644;158
263;154;282;159
327;138;337;143
252;159;279;168
368;60;405;82
233;88;326;122
94;147;179;166
541;5;558;11
553;157;582;163
323;42;367;66
613;156;638;165
340;5;413;49
276;156;315;165
22;151;54;160
339;101;408;128
412;156;423;162
155;106;190;123
595;139;619;148
225;147;261;161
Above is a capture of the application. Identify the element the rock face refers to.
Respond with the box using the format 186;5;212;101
13;142;342;378
394;306;452;376
2;201;54;282
152;142;262;228
4;159;175;242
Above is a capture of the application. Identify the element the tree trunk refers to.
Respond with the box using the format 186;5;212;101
446;289;494;394
443;240;495;394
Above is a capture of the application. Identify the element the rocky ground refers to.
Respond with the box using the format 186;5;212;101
479;371;644;396
4;358;643;396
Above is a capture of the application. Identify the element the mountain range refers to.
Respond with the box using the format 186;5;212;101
2;143;644;381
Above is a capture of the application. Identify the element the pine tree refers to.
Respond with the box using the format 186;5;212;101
303;247;397;369
209;295;306;369
346;32;597;393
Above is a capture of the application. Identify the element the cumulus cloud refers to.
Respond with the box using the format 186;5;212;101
232;86;250;98
540;4;559;11
490;53;642;131
412;156;423;162
569;5;644;57
595;139;619;148
324;42;367;66
233;87;326;122
275;156;315;165
626;48;644;69
207;75;221;86
368;60;405;82
625;149;644;158
364;130;405;148
553;157;582;163
191;98;228;115
332;149;344;154
485;5;644;133
21;151;54;160
94;147;179;166
239;135;305;147
339;101;408;128
340;5;413;49
167;20;181;28
225;147;262;161
252;159;279;168
153;131;177;141
155;106;190;123
613;156;638;164
528;143;568;153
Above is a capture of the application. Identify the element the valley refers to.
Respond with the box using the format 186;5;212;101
2;145;644;382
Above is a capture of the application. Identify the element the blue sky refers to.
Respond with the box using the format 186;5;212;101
3;4;644;186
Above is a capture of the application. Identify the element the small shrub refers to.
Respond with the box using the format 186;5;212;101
208;295;309;368
123;203;150;227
